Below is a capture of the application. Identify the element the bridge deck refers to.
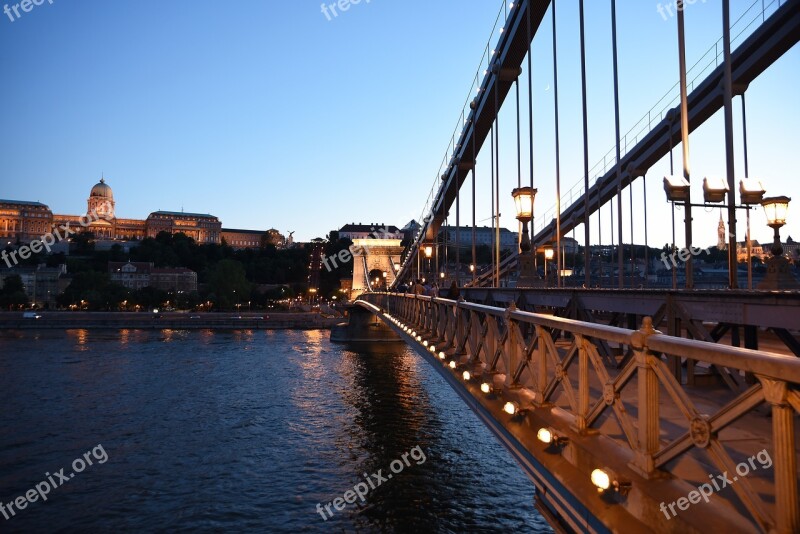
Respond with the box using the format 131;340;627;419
360;293;800;532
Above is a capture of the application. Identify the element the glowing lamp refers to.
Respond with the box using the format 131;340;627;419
762;196;791;228
591;469;611;491
503;401;518;415
537;428;553;444
511;186;537;223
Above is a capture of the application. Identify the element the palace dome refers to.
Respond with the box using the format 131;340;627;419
90;178;113;199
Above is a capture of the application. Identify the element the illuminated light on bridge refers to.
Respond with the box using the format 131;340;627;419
591;467;630;497
462;371;471;381
590;469;611;492
480;382;491;394
448;361;457;370
502;401;518;416
438;351;446;360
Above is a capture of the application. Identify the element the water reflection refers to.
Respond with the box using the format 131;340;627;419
0;329;550;532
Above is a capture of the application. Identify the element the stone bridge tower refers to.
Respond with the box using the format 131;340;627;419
350;238;405;296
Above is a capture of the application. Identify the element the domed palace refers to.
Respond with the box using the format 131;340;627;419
1;178;283;249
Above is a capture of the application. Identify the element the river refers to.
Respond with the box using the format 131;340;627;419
0;328;551;532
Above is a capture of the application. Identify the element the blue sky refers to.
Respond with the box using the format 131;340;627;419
1;0;797;248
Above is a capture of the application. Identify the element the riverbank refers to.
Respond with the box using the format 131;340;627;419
0;311;342;330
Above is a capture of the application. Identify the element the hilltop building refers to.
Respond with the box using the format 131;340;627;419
1;178;279;249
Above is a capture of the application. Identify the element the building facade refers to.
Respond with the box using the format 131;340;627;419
0;263;68;308
109;261;197;293
339;223;403;241
438;225;519;250
2;178;273;248
0;200;54;247
220;228;286;249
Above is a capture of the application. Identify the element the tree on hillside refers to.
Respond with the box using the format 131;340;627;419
0;275;29;309
57;271;129;310
207;259;251;310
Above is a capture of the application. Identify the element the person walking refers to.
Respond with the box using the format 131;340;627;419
445;281;460;299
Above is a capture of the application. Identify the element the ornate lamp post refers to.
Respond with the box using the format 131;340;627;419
544;246;555;286
758;196;799;290
512;186;538;287
422;244;433;282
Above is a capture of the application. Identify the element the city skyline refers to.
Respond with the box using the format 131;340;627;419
1;1;797;247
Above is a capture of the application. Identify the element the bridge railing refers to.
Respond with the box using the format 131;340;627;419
361;292;800;533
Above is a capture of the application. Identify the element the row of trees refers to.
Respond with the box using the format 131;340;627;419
2;231;359;310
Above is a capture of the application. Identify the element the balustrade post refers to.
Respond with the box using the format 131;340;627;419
504;303;519;388
575;333;589;433
760;378;799;533
630;317;661;477
535;325;547;403
455;297;467;355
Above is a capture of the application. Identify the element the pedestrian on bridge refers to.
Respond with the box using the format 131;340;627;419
413;279;425;295
445;281;460;300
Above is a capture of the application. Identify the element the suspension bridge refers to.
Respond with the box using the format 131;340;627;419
335;1;800;532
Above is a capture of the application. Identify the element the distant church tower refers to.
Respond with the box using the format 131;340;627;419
717;212;726;250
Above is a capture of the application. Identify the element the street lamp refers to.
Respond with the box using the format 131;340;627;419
511;186;538;287
544;246;554;285
758;196;799;290
423;244;433;279
762;196;791;256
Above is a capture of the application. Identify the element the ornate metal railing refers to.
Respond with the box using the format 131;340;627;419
361;293;800;533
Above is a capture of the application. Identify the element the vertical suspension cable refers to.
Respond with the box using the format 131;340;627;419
578;0;591;288
723;0;738;289
677;0;693;289
611;0;624;288
629;173;634;286
527;4;536;272
456;163;460;288
516;80;523;280
472;114;477;285
494;78;501;287
597;181;602;287
516;81;521;188
669;118;677;290
490;123;496;285
552;2;562;288
437;217;450;277
742;92;752;289
643;174;649;286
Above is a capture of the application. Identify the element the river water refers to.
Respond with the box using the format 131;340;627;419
0;329;551;532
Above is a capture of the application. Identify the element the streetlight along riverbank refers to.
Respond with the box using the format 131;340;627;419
0;311;342;330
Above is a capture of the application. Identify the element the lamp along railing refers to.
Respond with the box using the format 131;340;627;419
360;292;800;533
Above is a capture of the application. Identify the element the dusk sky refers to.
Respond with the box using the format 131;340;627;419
1;0;797;248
